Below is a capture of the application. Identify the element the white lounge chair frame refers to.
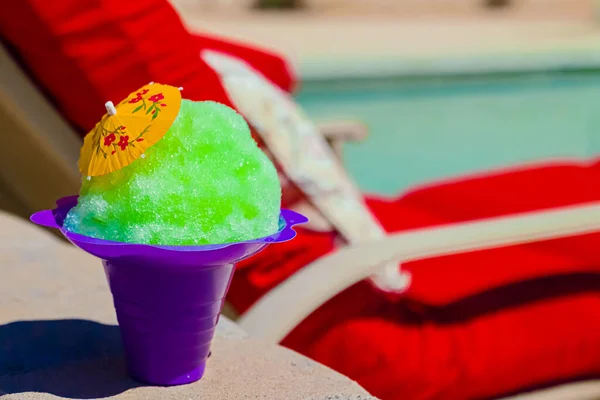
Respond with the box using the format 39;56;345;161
239;202;600;342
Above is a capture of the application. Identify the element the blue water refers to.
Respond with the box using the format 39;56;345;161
295;72;600;196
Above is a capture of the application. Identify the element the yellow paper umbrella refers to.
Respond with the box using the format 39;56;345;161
79;83;182;177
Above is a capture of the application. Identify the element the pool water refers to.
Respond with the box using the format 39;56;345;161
296;72;600;196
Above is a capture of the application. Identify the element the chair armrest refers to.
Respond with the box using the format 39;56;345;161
317;120;368;160
238;202;600;342
317;120;368;143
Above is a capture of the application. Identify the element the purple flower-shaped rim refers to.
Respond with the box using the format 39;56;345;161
30;196;308;266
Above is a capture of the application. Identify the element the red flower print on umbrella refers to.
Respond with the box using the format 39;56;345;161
104;133;116;147
118;135;130;151
145;93;167;120
149;93;164;103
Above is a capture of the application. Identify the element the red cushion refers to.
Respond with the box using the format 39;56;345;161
0;0;294;134
303;288;600;400
194;34;296;93
395;160;600;305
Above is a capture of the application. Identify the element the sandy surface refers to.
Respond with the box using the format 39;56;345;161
1;338;377;400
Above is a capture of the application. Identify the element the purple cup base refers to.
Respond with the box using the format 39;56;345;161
129;360;206;386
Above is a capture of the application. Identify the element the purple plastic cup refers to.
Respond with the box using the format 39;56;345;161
31;196;307;386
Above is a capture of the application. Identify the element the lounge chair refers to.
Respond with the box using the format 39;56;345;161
2;40;600;400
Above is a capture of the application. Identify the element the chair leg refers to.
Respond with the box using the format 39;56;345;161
221;301;241;321
484;0;511;9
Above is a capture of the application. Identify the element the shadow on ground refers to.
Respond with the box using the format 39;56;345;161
0;319;142;398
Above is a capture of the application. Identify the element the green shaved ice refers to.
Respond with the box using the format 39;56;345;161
64;100;281;245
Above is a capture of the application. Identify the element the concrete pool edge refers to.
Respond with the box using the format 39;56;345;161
298;48;600;82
